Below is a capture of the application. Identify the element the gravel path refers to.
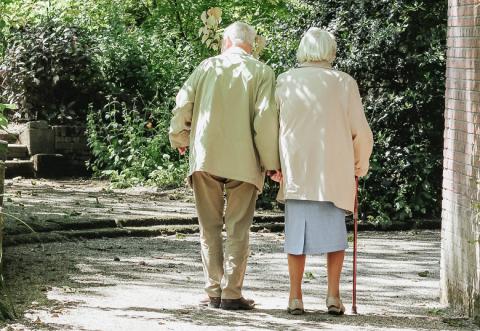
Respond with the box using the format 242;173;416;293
3;178;197;230
1;230;478;331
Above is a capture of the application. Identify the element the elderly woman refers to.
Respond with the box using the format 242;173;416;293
274;28;373;315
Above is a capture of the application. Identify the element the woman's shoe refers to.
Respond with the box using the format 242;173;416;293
326;296;345;315
287;298;305;315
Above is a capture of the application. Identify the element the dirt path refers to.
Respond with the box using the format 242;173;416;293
1;230;477;331
3;179;286;246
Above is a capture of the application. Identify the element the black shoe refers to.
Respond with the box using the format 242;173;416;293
220;297;255;310
199;296;221;308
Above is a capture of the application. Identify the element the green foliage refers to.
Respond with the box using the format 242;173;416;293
0;19;102;123
0;104;15;130
0;0;447;223
307;0;446;223
86;98;188;189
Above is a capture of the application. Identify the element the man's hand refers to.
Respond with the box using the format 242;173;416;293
267;170;283;183
178;147;188;155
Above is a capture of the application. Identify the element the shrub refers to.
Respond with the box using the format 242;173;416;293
93;28;158;104
0;18;103;123
306;0;447;223
1;0;447;224
83;0;447;223
86;98;188;189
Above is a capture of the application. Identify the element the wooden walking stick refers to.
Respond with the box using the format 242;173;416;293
352;176;359;314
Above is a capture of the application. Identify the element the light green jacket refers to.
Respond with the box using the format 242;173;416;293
169;47;280;191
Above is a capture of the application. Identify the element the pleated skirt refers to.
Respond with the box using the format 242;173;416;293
284;200;348;255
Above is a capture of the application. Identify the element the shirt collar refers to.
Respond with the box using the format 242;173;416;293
299;61;333;69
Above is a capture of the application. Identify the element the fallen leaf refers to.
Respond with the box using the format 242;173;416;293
304;271;316;280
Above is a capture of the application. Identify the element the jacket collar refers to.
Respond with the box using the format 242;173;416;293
299;61;333;69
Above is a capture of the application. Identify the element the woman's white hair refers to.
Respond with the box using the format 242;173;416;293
222;22;257;47
297;28;337;64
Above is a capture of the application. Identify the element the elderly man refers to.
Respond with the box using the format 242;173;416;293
169;22;280;310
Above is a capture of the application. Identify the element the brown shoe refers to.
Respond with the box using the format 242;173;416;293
199;296;221;308
220;297;255;310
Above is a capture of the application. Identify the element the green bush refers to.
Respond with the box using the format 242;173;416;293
86;97;188;189
0;19;103;123
308;0;446;223
1;0;447;223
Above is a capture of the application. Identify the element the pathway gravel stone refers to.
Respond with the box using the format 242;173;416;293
1;231;478;330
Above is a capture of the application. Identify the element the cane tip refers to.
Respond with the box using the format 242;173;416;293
351;306;358;314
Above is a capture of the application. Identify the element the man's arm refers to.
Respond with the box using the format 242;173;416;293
253;66;281;171
169;67;200;150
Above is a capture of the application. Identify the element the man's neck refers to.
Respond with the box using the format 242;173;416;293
223;43;252;55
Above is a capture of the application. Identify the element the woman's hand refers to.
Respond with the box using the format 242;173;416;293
178;147;188;155
267;170;283;183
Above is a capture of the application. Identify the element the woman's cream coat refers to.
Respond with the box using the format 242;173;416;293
276;61;373;213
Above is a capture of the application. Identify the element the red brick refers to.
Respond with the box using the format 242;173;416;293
447;27;480;38
446;68;480;81
446;78;480;90
448;2;479;17
447;37;480;48
447;58;480;70
448;16;480;27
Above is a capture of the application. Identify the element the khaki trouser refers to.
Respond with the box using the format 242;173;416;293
191;171;257;299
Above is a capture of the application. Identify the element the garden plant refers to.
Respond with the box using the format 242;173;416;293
0;0;447;226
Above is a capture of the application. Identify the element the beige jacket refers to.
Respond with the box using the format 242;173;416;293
275;61;373;212
169;47;280;191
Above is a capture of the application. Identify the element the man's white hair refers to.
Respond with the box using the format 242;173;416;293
297;28;337;64
222;22;257;47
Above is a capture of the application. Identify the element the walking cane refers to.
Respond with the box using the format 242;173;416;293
352;176;359;314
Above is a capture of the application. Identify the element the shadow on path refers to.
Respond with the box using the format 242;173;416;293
1;231;477;330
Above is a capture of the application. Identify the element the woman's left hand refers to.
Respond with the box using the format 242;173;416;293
267;170;283;183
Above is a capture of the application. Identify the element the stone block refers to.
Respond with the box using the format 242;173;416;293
32;154;66;178
19;123;54;155
5;160;34;178
0;131;19;144
52;125;67;137
52;125;88;156
52;125;86;137
26;120;49;130
54;141;73;152
7;144;28;160
0;140;8;161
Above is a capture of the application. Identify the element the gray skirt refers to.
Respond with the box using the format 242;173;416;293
284;200;348;255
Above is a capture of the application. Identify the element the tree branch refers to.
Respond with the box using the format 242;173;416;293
169;0;187;40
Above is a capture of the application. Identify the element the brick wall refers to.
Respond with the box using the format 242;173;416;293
441;0;480;323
